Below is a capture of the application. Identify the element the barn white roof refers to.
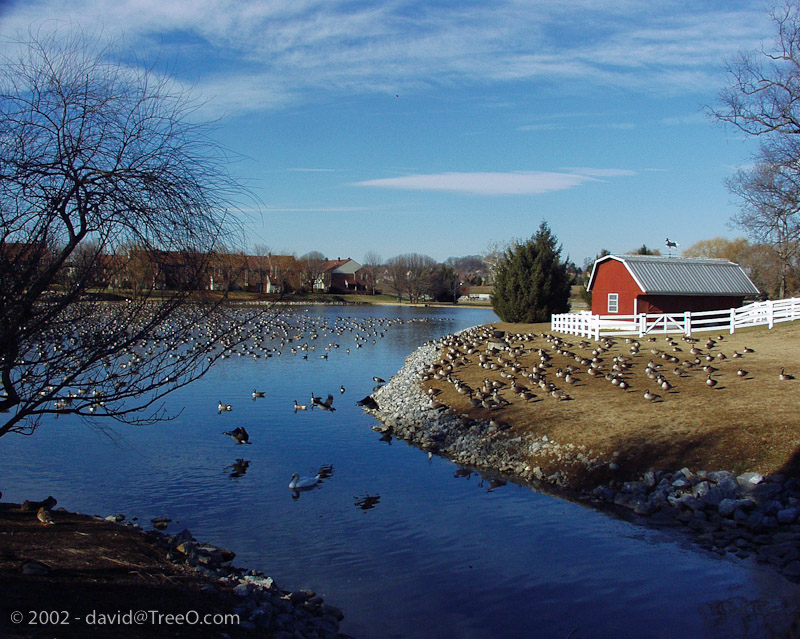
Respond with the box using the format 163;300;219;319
587;255;760;296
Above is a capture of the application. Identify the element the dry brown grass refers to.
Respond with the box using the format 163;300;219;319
424;320;800;486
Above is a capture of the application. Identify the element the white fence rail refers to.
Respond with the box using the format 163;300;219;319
551;297;800;339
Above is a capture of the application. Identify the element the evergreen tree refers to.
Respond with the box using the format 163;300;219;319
490;222;573;322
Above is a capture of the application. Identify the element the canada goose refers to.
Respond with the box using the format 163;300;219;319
289;473;320;490
737;369;748;377
373;376;386;384
218;400;232;412
294;400;307;410
319;394;336;411
779;368;795;381
357;395;379;410
340;385;346;394
706;375;718;388
643;389;660;401
223;427;251;444
252;389;265;399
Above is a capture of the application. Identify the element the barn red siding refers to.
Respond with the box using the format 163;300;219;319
590;260;642;315
637;295;745;314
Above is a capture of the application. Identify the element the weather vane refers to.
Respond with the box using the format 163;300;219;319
665;238;679;256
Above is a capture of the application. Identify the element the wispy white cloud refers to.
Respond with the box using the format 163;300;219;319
264;206;368;212
352;168;639;195
0;0;770;116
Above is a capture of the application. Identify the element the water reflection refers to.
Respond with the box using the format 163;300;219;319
225;459;250;478
354;493;381;511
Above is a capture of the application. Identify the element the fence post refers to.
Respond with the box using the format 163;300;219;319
769;300;775;329
730;307;736;334
684;311;692;336
638;313;645;338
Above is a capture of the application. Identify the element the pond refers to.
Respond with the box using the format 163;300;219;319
3;304;799;638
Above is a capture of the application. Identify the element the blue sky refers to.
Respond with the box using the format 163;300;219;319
0;0;773;266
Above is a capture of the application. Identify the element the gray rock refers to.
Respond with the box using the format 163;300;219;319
233;583;252;598
737;472;764;487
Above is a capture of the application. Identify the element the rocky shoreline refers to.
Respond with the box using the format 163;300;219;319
362;328;800;584
2;502;349;639
146;525;348;638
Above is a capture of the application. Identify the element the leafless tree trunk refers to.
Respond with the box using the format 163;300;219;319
298;251;328;292
362;251;382;295
726;158;800;298
0;29;265;437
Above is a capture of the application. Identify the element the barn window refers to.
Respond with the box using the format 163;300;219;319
608;293;619;313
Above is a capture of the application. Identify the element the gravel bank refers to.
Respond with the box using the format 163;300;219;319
362;328;800;583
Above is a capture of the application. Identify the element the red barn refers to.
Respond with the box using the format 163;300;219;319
587;255;759;316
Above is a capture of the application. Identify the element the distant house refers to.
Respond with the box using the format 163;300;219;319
322;258;366;293
587;255;760;316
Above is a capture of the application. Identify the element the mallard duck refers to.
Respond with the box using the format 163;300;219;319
37;507;55;526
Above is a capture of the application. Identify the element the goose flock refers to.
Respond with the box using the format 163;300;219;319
22;306;439;422
417;325;793;419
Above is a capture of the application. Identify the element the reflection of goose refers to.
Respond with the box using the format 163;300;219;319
227;458;250;478
223;427;251;444
289;473;320;490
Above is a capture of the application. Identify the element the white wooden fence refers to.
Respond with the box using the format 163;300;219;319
551;297;800;340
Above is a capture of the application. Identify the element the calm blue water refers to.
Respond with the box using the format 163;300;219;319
3;305;799;639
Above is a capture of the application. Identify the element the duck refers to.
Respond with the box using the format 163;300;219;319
218;400;232;412
779;368;795;381
37;507;55;526
289;473;320;491
252;389;265;399
223;427;251;444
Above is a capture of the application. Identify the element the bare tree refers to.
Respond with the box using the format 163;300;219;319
726;159;800;297
361;251;382;295
405;253;437;303
251;244;272;293
712;2;800;297
0;29;261;437
385;255;410;302
298;251;328;292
